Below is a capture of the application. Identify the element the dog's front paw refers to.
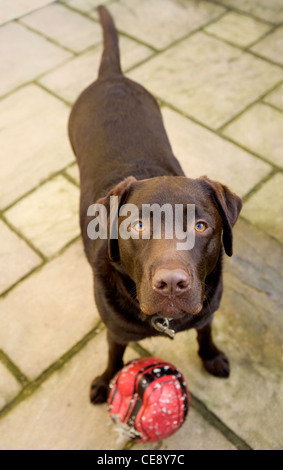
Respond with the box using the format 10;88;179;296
202;352;230;378
90;376;109;404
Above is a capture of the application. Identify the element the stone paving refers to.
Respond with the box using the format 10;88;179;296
0;0;282;451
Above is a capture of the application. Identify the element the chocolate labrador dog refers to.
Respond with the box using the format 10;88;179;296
68;6;242;404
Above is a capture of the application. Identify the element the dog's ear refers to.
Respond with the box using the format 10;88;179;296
197;176;242;257
96;176;137;262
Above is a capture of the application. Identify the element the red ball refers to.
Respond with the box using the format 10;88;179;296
108;357;190;442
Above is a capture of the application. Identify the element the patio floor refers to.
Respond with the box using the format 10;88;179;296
0;0;282;450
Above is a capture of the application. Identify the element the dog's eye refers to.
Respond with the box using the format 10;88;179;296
133;221;145;232
195;222;207;232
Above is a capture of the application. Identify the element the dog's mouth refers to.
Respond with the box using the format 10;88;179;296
139;297;203;319
148;300;202;339
144;300;202;340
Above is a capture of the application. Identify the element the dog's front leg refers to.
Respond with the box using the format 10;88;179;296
196;322;230;378
90;330;127;404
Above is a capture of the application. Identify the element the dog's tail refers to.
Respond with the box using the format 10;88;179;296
98;5;122;78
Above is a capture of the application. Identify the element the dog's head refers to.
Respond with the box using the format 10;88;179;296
96;175;242;319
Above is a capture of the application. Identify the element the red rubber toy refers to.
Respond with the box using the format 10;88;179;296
108;357;190;442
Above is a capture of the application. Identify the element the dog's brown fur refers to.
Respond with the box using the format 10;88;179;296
68;6;242;404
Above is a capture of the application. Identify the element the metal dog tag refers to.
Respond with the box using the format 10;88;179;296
151;315;175;340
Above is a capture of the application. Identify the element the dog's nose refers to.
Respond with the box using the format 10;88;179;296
152;268;190;296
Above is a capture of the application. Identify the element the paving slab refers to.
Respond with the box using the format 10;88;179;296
0;22;72;98
216;0;283;24
39;38;153;103
129;31;283;129
251;26;283;66
161;107;271;197
5;175;80;258
0;85;74;210
21;3;102;53
264;82;283;111
0;332;137;450
132;407;235;450
62;0;110;14
0;362;22;411
0;0;53;24
139;219;283;450
0;0;282;452
222;103;283;168
241;173;283;244
0;330;235;450
65;163;80;185
90;0;225;50
204;11;271;47
0;240;97;380
0;220;41;295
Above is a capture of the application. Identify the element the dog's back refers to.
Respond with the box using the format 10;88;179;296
68;6;184;208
